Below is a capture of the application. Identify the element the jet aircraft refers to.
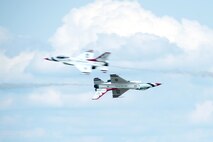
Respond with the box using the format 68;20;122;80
44;50;110;74
92;74;161;100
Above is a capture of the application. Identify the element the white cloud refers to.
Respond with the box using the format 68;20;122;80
0;52;35;82
177;19;213;51
50;0;213;54
0;51;68;82
189;101;213;123
0;26;68;82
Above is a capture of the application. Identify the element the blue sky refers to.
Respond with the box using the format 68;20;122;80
1;0;213;142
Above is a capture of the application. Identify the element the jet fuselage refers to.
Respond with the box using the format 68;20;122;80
46;56;108;67
97;82;159;91
44;51;110;73
92;74;161;100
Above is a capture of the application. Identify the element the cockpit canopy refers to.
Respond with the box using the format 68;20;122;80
56;56;69;59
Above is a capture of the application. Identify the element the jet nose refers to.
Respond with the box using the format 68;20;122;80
155;83;162;86
44;57;50;61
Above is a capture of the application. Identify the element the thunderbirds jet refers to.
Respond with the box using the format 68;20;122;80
92;74;161;100
44;50;110;74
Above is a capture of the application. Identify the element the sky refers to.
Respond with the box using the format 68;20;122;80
0;0;213;142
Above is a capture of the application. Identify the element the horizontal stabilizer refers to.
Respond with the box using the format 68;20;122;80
94;78;104;85
77;50;94;60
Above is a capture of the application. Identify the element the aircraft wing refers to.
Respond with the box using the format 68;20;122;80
75;63;91;73
110;74;128;83
112;89;129;98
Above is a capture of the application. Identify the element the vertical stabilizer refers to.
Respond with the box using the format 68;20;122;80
88;52;111;62
77;50;94;60
94;78;104;85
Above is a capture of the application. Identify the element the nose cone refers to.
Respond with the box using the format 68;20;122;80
44;57;50;61
155;83;162;86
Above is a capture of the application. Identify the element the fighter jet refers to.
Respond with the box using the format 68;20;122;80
92;74;161;100
44;50;110;74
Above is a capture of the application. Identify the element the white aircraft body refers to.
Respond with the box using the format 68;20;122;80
44;50;110;74
92;74;161;100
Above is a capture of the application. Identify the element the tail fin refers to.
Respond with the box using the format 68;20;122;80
94;77;104;90
88;52;111;62
77;50;94;60
94;78;104;85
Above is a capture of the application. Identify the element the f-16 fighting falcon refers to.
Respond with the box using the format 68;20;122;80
44;50;110;74
92;74;161;100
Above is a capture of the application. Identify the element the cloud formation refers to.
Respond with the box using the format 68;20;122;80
0;52;34;82
50;0;213;52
